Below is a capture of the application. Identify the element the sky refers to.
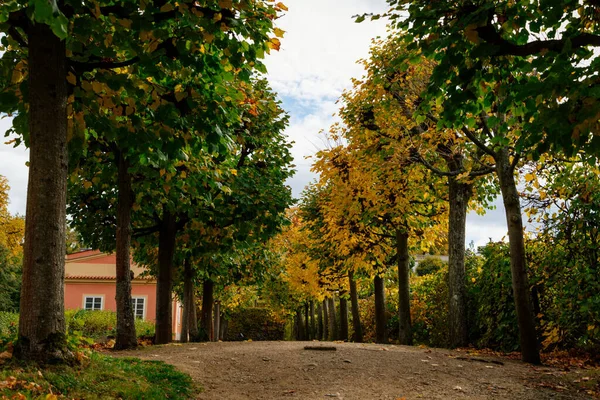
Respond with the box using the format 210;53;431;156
0;0;510;248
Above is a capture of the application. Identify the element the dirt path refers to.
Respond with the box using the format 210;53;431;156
117;341;590;399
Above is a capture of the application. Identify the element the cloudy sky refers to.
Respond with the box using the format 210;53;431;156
0;0;509;247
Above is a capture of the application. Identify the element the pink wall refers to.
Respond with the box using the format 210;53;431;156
65;281;182;338
65;282;157;321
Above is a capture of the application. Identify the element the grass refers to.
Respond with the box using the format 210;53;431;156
0;351;198;399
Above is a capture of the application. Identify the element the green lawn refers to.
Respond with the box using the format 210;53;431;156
0;351;198;399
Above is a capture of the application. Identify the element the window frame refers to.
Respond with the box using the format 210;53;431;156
131;296;147;320
83;295;104;311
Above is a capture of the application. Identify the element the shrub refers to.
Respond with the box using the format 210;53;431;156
224;307;285;341
410;267;449;347
416;256;446;276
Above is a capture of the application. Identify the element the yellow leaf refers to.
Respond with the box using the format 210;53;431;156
67;72;77;85
175;91;187;102
203;32;215;43
524;173;535;182
273;27;285;38
231;169;237;176
125;106;134;116
92;81;103;93
46;394;58;400
218;0;232;8
83;181;92;189
267;37;281;51
119;19;132;29
276;2;289;11
160;3;174;12
464;24;480;44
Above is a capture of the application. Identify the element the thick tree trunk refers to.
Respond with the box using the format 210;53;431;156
15;23;71;363
114;154;137;350
155;211;177;344
397;230;413;345
374;275;387;344
322;299;329;340
339;295;349;341
309;300;315;340
446;171;471;348
349;270;363;343
497;149;540;364
200;279;214;341
327;297;338;341
316;302;323;340
213;302;220;342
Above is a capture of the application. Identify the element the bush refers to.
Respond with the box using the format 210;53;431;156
410;267;449;347
224;307;285;341
416;256;446;276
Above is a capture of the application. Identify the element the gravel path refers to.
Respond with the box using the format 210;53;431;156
117;341;590;399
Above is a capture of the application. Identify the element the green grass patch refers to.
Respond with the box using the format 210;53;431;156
0;352;198;399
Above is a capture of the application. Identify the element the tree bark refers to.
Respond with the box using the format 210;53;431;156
328;297;338;341
339;295;349;341
295;308;304;340
181;255;198;343
114;154;137;350
155;210;177;344
309;300;316;340
316;302;323;340
15;22;71;363
374;275;387;344
200;279;214;341
348;270;363;343
397;230;413;345
446;171;471;348
322;299;329;340
213;302;220;342
219;317;228;341
497;148;541;364
304;302;310;340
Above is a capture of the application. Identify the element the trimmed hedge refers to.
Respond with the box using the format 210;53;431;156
224;307;285;341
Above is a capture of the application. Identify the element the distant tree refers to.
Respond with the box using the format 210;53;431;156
416;257;446;277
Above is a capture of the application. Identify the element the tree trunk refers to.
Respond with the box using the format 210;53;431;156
200;279;214;341
295;308;304;340
304;302;310;340
339;295;349;341
349;270;363;343
309;300;315;340
114;154;137;350
155;210;177;344
446;171;471;348
322;299;329;340
219;317;228;341
213;302;220;342
181;256;197;343
497;148;540;364
397;230;413;345
15;23;71;363
316;302;323;340
374;275;387;344
328;297;338;340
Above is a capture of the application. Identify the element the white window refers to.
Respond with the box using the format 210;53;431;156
132;297;146;319
84;296;103;311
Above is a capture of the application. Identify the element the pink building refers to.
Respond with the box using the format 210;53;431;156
64;249;182;339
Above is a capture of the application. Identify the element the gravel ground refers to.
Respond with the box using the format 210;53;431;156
117;341;591;399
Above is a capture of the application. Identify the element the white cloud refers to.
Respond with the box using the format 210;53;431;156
264;0;389;198
0;117;28;216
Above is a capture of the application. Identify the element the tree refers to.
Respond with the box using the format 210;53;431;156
1;0;286;361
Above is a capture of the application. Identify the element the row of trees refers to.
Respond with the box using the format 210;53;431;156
268;0;600;363
0;0;293;362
